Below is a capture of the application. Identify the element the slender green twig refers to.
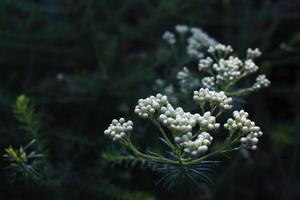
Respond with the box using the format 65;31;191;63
150;117;175;150
226;87;255;96
223;72;248;92
124;139;178;164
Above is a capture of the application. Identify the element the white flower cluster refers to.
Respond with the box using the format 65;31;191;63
187;27;217;58
175;132;213;156
240;131;262;150
195;44;271;93
135;94;169;118
247;48;261;59
104;118;133;141
244;59;259;74
201;76;216;90
198;57;213;71
162;25;216;58
197;111;220;130
208;44;233;55
153;79;178;104
224;110;263;150
177;67;190;84
159;105;198;133
175;24;189;34
253;75;271;89
177;67;200;92
162;31;176;45
193;88;232;110
159;104;219;133
213;56;243;83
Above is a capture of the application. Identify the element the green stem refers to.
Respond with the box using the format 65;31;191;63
224;72;248;92
184;137;241;166
200;102;205;114
184;148;225;165
226;87;255;96
216;109;223;118
151;118;175;150
125;139;178;164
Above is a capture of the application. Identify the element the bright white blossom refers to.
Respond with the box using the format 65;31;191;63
159;104;198;133
208;44;233;55
201;76;216;90
197;111;220;130
247;48;262;59
195;44;270;93
244;59;259;74
104;118;133;141
159;102;219;133
253;75;271;89
224;110;263;150
175;132;213;156
213;56;243;83
198;57;213;71
193;88;232;110
135;94;169;118
162;31;176;45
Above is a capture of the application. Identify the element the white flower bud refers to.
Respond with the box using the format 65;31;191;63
162;31;176;45
104;118;134;141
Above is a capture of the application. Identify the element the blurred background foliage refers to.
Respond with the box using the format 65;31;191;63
0;0;300;199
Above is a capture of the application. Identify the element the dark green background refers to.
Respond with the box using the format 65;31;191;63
0;0;299;199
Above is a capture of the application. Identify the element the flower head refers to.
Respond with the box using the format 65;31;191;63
175;132;213;156
159;105;198;133
253;75;271;89
187;27;217;58
213;56;243;83
193;88;233;110
162;31;176;45
175;24;189;34
104;118;133;141
224;110;263;150
135;94;169;118
247;48;262;59
208;44;233;56
201;76;216;90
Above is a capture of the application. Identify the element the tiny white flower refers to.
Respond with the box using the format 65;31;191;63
104;118;134;141
177;132;213;156
162;31;176;45
224;110;263;148
135;94;169;118
175;24;189;34
253;74;271;89
193;88;232;110
247;48;262;59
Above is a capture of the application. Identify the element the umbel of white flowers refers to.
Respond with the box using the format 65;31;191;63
104;87;265;159
104;118;133;141
134;94;169;118
177;43;270;94
162;31;176;45
193;88;233;110
224;110;263;150
162;24;217;58
175;131;214;156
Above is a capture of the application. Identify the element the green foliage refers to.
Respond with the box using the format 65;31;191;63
3;139;44;183
13;95;41;140
155;161;218;194
99;183;156;200
0;0;299;199
102;148;148;169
